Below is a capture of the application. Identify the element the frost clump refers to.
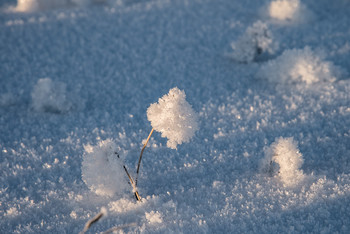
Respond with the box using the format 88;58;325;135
31;78;73;113
10;0;93;12
230;21;277;63
147;87;199;149
260;137;304;187
81;139;128;197
258;47;344;85
268;0;312;23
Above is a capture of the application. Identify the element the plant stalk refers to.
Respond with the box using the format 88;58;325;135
135;128;154;186
123;165;141;201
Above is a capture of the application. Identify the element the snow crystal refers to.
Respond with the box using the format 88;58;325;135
147;87;199;149
145;211;163;224
230;21;277;63
260;137;304;187
258;47;345;85
81;139;129;197
31;78;73;113
269;0;300;21
267;0;314;23
9;0;97;12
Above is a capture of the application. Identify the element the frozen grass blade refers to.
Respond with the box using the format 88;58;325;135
123;165;141;201
80;210;105;234
135;128;154;186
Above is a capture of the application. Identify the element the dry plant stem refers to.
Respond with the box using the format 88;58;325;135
136;128;154;186
101;222;137;234
123;165;141;201
80;211;104;234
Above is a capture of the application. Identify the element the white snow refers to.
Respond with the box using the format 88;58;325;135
1;0;350;233
81;139;129;197
258;47;345;85
147;87;199;149
31;78;73;113
260;137;305;187
230;21;277;63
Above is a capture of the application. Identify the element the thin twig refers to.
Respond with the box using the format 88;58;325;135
135;128;154;186
123;165;141;201
101;222;138;234
80;211;104;234
115;151;141;201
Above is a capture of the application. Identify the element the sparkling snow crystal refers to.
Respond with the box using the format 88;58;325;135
267;0;313;23
147;87;199;149
81;139;128;197
230;21;277;63
260;137;304;187
31;78;73;113
258;47;344;85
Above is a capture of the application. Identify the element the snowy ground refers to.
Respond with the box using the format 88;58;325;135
1;0;350;233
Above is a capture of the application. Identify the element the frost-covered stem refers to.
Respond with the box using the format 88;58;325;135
123;165;141;201
80;211;104;234
135;128;154;186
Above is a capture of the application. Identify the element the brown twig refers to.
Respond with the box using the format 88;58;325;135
80;211;105;234
135;128;154;186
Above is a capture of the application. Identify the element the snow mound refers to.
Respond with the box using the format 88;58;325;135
268;0;312;23
31;78;73;113
9;0;101;12
81;139;129;197
147;87;199;149
230;21;277;63
258;47;344;85
145;211;163;224
260;137;305;187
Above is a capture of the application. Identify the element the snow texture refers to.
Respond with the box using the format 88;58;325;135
147;87;199;149
9;0;108;12
258;47;345;85
260;137;305;187
1;0;350;233
230;21;277;63
81;139;129;197
31;78;73;113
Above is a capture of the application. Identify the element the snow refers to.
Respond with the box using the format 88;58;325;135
81;139;129;197
230;20;277;63
260;137;305;187
31;78;73;113
258;47;345;85
1;0;350;233
269;0;302;21
147;87;199;149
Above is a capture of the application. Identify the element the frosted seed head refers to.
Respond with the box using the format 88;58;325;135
147;87;199;149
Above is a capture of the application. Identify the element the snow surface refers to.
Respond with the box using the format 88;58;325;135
1;0;350;233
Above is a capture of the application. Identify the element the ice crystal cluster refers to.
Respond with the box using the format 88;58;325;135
81;139;128;197
258;47;344;85
147;87;199;149
230;21;277;63
31;78;72;113
260;137;304;187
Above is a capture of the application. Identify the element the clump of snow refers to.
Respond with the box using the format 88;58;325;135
9;0;96;12
145;211;163;224
230;21;277;63
81;139;129;197
269;0;300;20
260;137;305;187
147;87;199;149
31;78;73;113
266;0;314;24
258;47;344;85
